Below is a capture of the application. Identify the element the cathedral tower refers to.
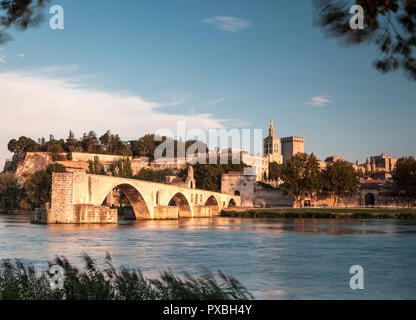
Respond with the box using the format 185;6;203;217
263;119;283;164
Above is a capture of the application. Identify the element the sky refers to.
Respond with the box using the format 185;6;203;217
0;0;415;167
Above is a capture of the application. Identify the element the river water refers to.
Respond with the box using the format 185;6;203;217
0;215;415;299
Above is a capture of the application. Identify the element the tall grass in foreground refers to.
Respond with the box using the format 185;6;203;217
0;253;253;300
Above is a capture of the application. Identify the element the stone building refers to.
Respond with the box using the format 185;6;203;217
325;155;344;163
221;172;256;207
164;165;196;189
241;153;269;182
281;136;305;164
354;153;398;179
221;171;294;208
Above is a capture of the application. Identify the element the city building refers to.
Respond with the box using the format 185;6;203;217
281;136;305;164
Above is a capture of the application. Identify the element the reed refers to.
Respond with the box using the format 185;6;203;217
0;253;253;300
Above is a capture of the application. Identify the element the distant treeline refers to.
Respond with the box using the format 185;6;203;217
7;131;208;160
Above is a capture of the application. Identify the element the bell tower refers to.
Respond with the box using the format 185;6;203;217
263;119;283;165
269;119;275;137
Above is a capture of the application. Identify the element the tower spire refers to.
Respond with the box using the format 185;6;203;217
269;119;275;137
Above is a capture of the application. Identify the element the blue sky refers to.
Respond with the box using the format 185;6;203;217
0;0;415;166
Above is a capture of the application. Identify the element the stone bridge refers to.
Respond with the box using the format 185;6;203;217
34;171;240;224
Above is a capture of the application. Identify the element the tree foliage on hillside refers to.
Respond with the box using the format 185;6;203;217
130;134;207;160
0;171;19;209
178;159;247;192
8;131;208;160
7;130;133;158
392;156;416;205
112;157;133;178
313;0;416;80
24;163;66;209
134;168;175;183
88;156;106;175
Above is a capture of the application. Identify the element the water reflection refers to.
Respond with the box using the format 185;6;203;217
1;215;416;299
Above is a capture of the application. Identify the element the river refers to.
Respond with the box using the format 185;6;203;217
0;215;415;299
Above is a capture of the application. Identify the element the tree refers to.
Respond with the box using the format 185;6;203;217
313;0;416;80
112;157;133;178
81;131;103;154
0;0;51;44
0;171;19;209
8;136;39;155
269;162;284;181
99;131;111;151
185;159;248;192
322;160;361;206
24;163;66;209
130;134;158;158
392;156;416;206
88;156;106;175
280;153;321;207
134;168;175;183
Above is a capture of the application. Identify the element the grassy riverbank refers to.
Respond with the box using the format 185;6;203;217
0;254;252;300
221;208;416;219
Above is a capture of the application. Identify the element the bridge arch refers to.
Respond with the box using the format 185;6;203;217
168;192;192;218
205;195;220;215
103;183;151;220
205;195;219;206
228;198;237;208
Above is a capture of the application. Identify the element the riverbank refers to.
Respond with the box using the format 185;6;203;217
0;209;32;216
221;208;416;219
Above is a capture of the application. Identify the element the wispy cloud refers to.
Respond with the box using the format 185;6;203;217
306;96;331;107
0;69;226;166
17;53;24;58
205;98;225;105
0;56;5;63
202;16;252;32
156;91;192;108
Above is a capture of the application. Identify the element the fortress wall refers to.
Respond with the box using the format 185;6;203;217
70;152;126;163
253;188;294;208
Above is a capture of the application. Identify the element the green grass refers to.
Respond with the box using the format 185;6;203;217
0;253;253;300
221;208;416;219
